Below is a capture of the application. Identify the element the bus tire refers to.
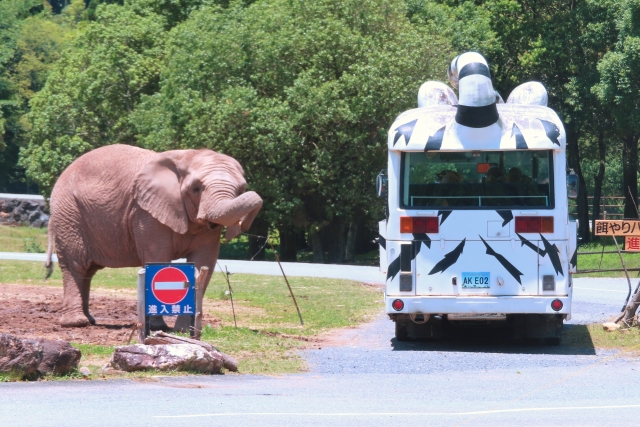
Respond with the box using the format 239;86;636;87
395;322;409;341
544;337;560;346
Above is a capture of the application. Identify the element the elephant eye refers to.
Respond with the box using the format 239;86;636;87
192;186;201;193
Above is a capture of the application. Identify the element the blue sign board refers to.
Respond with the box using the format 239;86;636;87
145;263;196;316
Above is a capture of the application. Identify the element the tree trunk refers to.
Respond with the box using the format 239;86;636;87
591;131;606;238
622;135;639;219
566;123;590;242
320;219;347;263
309;228;324;263
344;221;357;262
247;219;269;261
278;227;298;262
617;281;640;326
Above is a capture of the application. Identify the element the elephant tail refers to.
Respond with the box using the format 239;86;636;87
45;228;54;280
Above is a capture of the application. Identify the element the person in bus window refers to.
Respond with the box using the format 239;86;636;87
434;170;463;206
485;166;505;183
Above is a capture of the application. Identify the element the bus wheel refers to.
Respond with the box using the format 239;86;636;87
544;337;560;346
395;322;409;341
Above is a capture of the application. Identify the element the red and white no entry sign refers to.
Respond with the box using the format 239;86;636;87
151;266;190;305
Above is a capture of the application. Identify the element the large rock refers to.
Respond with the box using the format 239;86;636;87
36;339;81;375
144;331;239;372
0;197;49;227
110;344;223;374
0;334;43;377
603;322;621;332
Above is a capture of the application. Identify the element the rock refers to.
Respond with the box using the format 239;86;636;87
110;344;223;374
79;367;91;377
0;333;43;377
220;353;239;372
0;197;49;226
603;322;621;332
35;339;81;375
145;331;238;372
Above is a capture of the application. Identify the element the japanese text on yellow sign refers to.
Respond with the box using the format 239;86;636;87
594;220;640;236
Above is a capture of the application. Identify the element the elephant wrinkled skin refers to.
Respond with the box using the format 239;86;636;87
45;144;262;328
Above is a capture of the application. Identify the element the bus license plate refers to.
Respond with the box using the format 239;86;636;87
461;272;490;288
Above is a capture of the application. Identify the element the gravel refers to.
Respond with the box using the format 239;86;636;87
305;276;637;375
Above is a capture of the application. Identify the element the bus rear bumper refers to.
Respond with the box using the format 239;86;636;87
386;295;571;315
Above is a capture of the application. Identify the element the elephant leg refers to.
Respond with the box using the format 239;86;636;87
173;241;218;332
81;265;102;325
59;263;93;328
173;261;214;333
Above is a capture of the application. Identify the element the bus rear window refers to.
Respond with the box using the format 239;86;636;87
402;150;553;209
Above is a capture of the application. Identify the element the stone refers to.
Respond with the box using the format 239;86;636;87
144;331;238;372
603;322;621;332
0;197;49;226
79;367;91;377
110;344;223;374
0;333;43;377
35;339;81;375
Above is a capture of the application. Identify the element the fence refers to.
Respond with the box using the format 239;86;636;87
569;196;626;219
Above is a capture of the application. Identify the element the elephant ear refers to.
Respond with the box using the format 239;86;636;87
134;153;189;234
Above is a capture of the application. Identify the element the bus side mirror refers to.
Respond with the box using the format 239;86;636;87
376;170;388;198
567;169;578;199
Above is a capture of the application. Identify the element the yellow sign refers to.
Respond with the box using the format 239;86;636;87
626;236;640;251
594;220;640;236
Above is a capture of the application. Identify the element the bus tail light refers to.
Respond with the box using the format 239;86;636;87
392;299;404;311
515;216;554;233
400;216;439;234
551;299;563;311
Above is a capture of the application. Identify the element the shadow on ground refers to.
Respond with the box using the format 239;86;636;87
390;324;596;356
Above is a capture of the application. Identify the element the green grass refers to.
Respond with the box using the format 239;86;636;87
0;259;139;288
564;323;640;352
576;241;640;278
0;225;48;253
0;225;378;265
71;343;115;357
0;259;381;376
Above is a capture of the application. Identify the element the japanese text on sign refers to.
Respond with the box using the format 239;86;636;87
147;304;193;315
594;220;640;236
626;236;640;251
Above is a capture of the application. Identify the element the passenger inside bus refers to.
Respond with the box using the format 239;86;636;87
404;150;552;208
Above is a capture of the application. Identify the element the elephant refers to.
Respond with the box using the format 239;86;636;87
44;144;263;328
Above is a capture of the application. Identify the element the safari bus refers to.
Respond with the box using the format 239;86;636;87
377;52;579;344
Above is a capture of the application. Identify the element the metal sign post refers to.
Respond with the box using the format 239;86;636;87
137;263;196;341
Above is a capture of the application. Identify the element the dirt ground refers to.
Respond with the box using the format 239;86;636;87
0;283;222;345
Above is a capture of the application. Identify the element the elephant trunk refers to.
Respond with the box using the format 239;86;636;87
200;191;263;229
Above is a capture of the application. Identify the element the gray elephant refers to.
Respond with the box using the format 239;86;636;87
45;144;262;327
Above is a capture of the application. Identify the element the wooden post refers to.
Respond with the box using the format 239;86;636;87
194;266;209;340
136;268;146;344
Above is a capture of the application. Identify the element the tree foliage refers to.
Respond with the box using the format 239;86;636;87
9;0;640;259
129;0;451;261
21;3;166;194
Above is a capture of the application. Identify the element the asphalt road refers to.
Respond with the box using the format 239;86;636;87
1;263;640;426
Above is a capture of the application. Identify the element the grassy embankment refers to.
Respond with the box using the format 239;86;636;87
0;225;48;253
575;241;640;278
0;257;381;378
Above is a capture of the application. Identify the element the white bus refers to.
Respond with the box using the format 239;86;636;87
377;52;578;344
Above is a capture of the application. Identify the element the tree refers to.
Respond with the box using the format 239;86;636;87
0;0;43;192
133;0;452;262
20;3;167;195
593;0;640;219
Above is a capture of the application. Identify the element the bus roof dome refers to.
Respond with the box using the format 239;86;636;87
390;52;564;152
